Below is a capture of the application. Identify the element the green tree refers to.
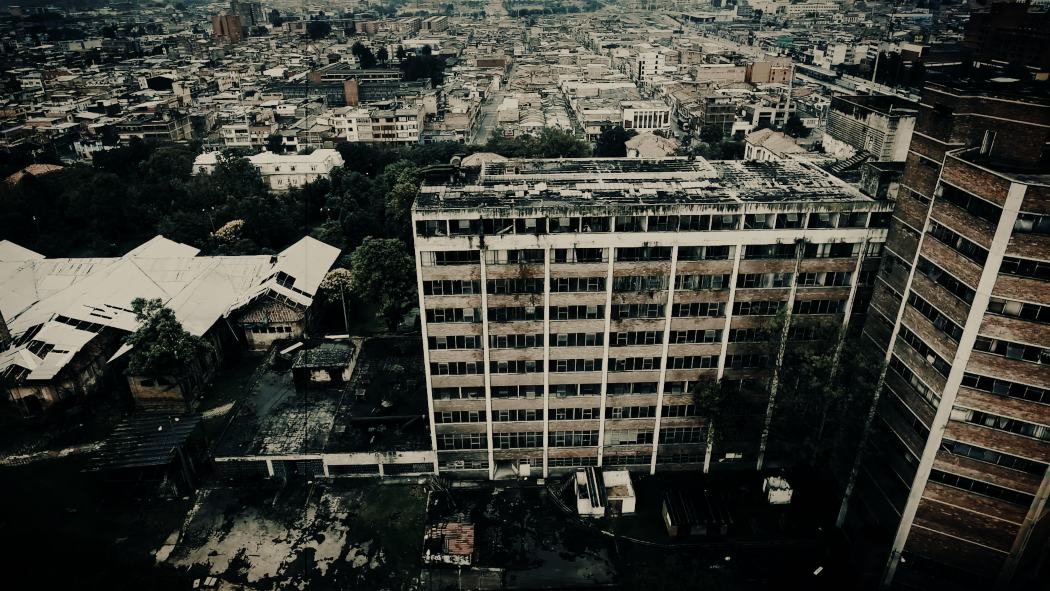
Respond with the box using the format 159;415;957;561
352;41;377;68
266;133;283;153
533;127;591;158
306;21;331;39
350;237;417;331
320;268;354;333
783;115;810;139
698;124;724;144
377;46;389;66
124;298;211;408
396;45;406;60
593;125;637;157
421;44;432;56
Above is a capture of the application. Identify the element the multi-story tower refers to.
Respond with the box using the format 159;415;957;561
412;157;891;480
842;81;1050;589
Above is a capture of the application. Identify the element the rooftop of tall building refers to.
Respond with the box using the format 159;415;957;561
415;157;877;211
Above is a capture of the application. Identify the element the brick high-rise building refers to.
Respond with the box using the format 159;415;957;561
841;81;1050;589
412;158;892;480
212;13;244;44
964;1;1050;81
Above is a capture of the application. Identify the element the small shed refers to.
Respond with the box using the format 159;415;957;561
576;467;636;516
85;413;205;499
662;489;734;539
291;344;357;389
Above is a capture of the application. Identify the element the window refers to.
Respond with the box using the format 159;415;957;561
604;429;654;445
416;220;448;237
551;407;601;420
907;292;963;342
659;427;705;444
612;357;661;371
888;356;941;408
808;212;837;229
548;430;600;447
614;216;646;232
488;306;542;322
732;300;785;316
898;326;952;377
488;334;543;348
987;297;1050;323
551;277;605;292
551;305;604;321
494;409;542;422
423;280;481;295
428;335;483;349
937;183;1002;226
493;432;543;449
743;243;796;259
615;247;673;262
434;411;486;423
422;251;481;266
670;329;722;344
974;336;1050;365
425;308;481;323
550;217;579;233
669;355;717;369
737;272;793;289
726;354;769;369
678;245;733;261
490;360;542;374
941;439;1046;475
928;468;1035;506
663;404;702;418
613;275;669;291
838;212;868;228
485;249;544;265
928;220;989;265
613;303;665;319
743;213;775;230
487;278;543;294
916;257;976;304
1000;256;1050;281
550;358;603;372
647;215;678;232
611;331;662;346
961;373;1050;405
436;433;485;450
607;382;658;395
552;333;603;347
1014;213;1050;236
980;130;996;156
431;362;483;375
792;299;848;315
676;274;730;290
803;242;861;259
552;248;608;263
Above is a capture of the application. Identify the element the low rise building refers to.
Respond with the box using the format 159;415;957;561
193;149;345;191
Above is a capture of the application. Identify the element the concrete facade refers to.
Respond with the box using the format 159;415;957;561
412;157;893;481
840;81;1050;591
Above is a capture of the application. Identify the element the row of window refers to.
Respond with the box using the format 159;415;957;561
988;297;1050;324
928;468;1035;507
421;242;882;266
416;212;891;237
425;271;871;298
431;380;746;400
960;373;1050;406
907;292;963;342
940;439;1047;475
928;220;989;265
973;336;1050;365
916;257;976;305
897;326;952;378
951;407;1050;442
888;356;941;409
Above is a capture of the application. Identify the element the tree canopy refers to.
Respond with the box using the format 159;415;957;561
349;237;417;330
783;115;810;139
593;125;637;157
124;298;211;382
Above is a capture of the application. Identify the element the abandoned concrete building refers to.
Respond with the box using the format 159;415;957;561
0;236;339;415
412;156;894;481
841;81;1050;590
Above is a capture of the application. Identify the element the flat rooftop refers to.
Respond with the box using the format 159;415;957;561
213;337;429;458
415;158;873;211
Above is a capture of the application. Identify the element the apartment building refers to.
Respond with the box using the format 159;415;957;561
825;95;919;163
841;81;1050;590
412;157;892;481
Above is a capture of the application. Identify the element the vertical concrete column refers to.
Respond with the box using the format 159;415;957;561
650;245;679;475
480;254;495;480
414;243;440;473
709;242;744;473
265;458;274;477
542;247;552;478
596;247;615;467
842;237;870;322
882;182;1026;588
756;240;804;471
